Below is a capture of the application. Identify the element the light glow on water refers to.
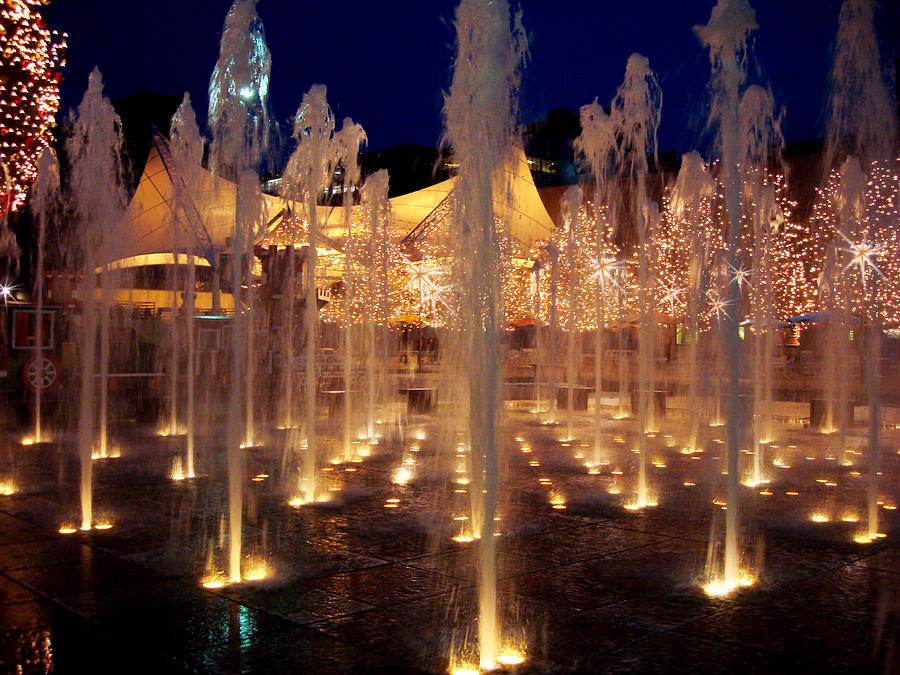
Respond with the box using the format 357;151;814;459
549;490;566;509
393;467;413;485
243;558;270;581
624;498;658;511
703;574;754;597
497;651;526;666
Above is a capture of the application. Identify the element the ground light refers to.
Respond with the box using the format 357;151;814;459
497;651;526;666
624;498;658;510
854;533;887;544
703;575;754;597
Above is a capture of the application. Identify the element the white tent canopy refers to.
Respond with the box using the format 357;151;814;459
122;135;556;265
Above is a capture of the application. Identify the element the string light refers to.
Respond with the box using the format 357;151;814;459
0;1;66;213
255;156;898;334
808;159;900;324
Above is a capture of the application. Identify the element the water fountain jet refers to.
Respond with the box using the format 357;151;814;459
443;0;526;667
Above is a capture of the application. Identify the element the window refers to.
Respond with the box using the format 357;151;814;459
12;310;54;350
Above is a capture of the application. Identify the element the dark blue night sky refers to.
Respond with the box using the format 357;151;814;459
44;1;900;154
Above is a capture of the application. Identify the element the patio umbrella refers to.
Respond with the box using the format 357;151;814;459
509;317;540;328
391;313;423;325
788;311;860;324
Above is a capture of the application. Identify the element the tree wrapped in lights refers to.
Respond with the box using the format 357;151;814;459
0;0;65;214
758;178;815;319
809;159;900;326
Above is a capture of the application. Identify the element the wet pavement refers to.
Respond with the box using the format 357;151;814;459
0;408;897;673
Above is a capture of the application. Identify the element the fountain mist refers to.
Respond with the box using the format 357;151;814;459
31;149;60;446
207;0;271;582
169;93;205;479
696;0;758;590
575;101;618;466
738;84;783;487
443;0;526;668
283;85;335;504
561;186;582;444
360;170;391;441
333;118;367;461
610;53;661;508
670;151;715;455
65;68;126;531
825;0;896;542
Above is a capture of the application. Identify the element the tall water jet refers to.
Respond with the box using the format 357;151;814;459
696;0;758;590
283;85;335;504
561;186;582;443
818;247;851;459
208;0;271;581
333;118;366;460
529;258;545;416
360;170;391;440
641;199;661;438
837;156;883;540
739;84;783;486
66;68;126;531
575;100;618;466
169;93;205;478
31;148;60;445
616;277;629;420
610;53;661;507
824;0;896;541
669;151;715;454
541;241;560;425
825;0;896;175
443;0;526;668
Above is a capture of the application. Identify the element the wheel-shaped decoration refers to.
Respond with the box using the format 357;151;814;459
22;354;60;394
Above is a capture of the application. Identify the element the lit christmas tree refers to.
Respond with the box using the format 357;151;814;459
0;0;65;214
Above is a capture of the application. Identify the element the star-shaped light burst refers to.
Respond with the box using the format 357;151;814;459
586;253;624;292
0;279;19;307
659;282;685;314
840;232;883;283
726;262;753;293
402;255;454;315
706;290;733;323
